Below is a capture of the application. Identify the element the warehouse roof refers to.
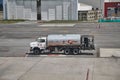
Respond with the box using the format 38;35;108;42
78;3;92;11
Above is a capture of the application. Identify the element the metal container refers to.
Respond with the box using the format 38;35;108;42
47;34;81;46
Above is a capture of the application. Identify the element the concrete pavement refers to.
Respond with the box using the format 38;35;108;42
0;23;120;57
0;57;120;80
100;48;120;57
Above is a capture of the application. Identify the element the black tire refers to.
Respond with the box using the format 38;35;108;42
33;48;41;55
73;49;79;55
64;49;70;55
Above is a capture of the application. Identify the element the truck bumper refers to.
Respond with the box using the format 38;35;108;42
30;47;34;53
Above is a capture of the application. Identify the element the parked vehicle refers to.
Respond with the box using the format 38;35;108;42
30;34;95;55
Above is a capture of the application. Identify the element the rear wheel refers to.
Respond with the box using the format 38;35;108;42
33;48;41;55
73;49;79;55
64;49;70;55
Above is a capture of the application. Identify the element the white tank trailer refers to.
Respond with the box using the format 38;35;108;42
30;34;95;55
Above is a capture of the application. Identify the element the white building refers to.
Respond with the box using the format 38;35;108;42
4;0;115;20
78;3;92;11
3;0;78;20
41;0;78;20
3;0;37;20
78;3;102;21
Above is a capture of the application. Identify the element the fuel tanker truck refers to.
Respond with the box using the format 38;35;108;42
29;34;95;55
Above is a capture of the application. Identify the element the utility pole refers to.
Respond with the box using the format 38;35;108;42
99;0;102;29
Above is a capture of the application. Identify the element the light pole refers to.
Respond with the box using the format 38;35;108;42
99;0;102;28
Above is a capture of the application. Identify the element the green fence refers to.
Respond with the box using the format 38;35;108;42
98;19;120;22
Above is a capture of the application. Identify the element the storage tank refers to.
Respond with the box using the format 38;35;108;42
47;34;81;46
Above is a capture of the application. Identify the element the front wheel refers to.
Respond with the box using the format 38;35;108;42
33;48;41;55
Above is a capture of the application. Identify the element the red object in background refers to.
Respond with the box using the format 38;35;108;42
104;2;120;17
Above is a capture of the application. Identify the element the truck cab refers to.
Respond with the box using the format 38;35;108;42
81;35;95;50
30;37;47;54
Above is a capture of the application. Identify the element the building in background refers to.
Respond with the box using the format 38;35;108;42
0;0;3;20
78;10;96;21
3;0;106;21
78;0;120;19
0;11;3;20
78;3;101;21
0;4;3;11
78;0;104;9
3;0;37;20
3;0;78;20
104;2;120;18
78;3;93;21
95;8;101;20
41;0;78;20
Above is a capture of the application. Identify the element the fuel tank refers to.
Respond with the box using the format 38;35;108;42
47;34;81;46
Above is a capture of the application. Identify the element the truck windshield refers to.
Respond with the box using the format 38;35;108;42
37;39;45;43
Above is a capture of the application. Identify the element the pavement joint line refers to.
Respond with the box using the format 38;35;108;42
17;57;45;80
86;68;90;80
25;54;67;57
91;59;96;80
46;54;67;57
0;59;9;66
25;54;96;57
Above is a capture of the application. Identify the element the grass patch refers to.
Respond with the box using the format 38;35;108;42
41;20;97;23
0;19;25;24
43;20;80;23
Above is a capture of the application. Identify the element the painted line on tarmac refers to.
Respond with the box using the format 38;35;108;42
38;24;75;27
25;54;67;57
48;54;67;57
